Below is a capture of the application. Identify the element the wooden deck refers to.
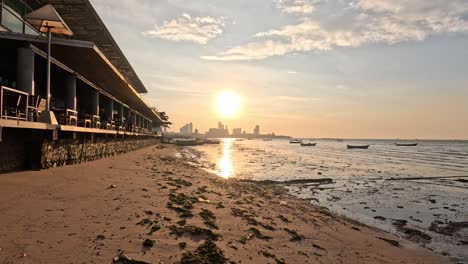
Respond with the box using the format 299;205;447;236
1;120;155;137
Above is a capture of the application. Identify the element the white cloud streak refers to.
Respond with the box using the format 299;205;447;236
143;13;224;44
276;0;316;14
203;0;468;60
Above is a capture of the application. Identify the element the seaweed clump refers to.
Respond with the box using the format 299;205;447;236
169;225;220;240
200;208;218;229
179;240;227;264
284;228;305;241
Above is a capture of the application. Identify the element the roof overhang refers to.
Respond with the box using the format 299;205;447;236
37;0;148;93
0;32;161;122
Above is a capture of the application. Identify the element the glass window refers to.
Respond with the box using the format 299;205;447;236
2;7;24;33
24;23;39;35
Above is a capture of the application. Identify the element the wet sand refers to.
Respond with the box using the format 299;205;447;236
0;144;449;263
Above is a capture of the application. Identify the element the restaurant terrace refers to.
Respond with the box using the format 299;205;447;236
0;0;163;138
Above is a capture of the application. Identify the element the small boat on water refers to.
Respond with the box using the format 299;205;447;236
204;139;221;144
174;139;204;146
301;142;317;147
290;139;302;144
347;145;370;149
395;142;418;147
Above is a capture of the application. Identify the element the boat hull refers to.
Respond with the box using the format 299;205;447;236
347;145;370;149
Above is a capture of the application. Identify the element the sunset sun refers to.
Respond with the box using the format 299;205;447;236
215;91;241;117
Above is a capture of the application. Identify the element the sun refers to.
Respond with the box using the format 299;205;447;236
215;91;241;118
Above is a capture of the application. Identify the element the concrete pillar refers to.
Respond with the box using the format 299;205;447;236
118;104;124;122
91;90;99;116
64;74;76;111
132;113;137;125
16;47;35;95
105;97;113;121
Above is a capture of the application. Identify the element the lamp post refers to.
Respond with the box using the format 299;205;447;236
25;4;73;123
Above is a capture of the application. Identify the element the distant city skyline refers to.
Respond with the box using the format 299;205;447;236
92;0;468;139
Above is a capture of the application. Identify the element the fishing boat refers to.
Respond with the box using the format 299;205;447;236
347;145;370;149
301;142;317;147
204;139;221;144
174;139;204;146
290;139;302;144
395;142;418;147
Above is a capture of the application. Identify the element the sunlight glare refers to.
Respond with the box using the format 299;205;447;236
215;91;241;118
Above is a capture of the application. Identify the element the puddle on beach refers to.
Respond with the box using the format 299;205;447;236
187;138;468;263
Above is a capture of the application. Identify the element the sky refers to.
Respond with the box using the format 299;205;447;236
90;0;468;139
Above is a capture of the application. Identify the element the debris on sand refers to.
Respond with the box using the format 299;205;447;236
429;221;468;236
179;240;227;264
169;225;220;240
239;227;272;244
398;227;432;244
113;252;150;264
377;237;400;247
373;216;386;221
108;184;117;189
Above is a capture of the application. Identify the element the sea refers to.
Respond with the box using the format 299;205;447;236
185;138;468;262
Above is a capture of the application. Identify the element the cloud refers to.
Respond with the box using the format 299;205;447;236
143;13;224;44
276;0;316;14
203;0;468;60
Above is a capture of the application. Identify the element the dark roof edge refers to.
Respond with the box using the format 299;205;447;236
84;0;148;94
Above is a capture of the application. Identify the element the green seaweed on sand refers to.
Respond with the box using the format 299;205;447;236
179;240;227;264
284;228;305;241
240;227;273;244
179;242;187;249
168;178;193;187
200;208;218;229
169;193;198;209
261;251;286;264
278;215;290;223
136;218;153;226
249;227;272;240
148;224;161;234
142;239;155;248
169;225;220;240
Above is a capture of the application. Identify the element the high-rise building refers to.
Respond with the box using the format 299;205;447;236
233;128;242;135
254;125;260;136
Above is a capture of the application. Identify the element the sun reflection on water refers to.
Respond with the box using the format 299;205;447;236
217;138;235;178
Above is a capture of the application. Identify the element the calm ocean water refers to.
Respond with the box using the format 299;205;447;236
190;138;468;262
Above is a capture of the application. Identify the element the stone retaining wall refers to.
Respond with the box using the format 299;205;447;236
40;137;158;169
0;128;158;172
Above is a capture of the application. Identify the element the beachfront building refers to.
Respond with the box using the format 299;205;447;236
0;0;165;171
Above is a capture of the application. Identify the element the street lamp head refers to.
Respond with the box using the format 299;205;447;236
25;4;73;36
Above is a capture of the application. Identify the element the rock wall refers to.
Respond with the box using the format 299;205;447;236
40;137;158;169
0;128;158;172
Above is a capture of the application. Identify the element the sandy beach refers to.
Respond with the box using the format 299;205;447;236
0;144;449;264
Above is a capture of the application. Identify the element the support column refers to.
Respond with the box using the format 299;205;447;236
64;74;76;111
118;104;124;122
91;90;99;116
16;47;35;95
105;97;113;121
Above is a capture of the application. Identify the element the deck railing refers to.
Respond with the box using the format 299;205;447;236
0;86;29;121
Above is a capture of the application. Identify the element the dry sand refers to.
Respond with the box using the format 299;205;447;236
0;144;449;264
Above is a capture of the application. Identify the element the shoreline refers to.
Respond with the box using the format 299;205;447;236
0;144;449;263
